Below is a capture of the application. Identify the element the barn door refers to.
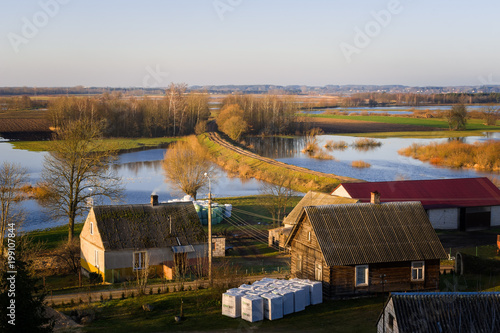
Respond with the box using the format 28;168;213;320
315;262;322;281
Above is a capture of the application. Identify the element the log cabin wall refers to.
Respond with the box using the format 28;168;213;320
290;215;330;294
329;259;440;297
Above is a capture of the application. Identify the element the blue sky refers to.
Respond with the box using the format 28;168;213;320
1;0;499;87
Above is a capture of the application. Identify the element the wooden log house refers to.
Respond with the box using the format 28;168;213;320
285;197;447;298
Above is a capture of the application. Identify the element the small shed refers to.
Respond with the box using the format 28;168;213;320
285;201;447;298
377;292;500;333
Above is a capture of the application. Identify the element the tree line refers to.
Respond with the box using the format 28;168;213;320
218;94;303;137
339;92;500;107
47;84;210;138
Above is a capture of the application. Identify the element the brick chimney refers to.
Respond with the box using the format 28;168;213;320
151;194;159;206
371;191;380;204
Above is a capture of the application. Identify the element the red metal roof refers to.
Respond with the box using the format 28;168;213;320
333;177;500;209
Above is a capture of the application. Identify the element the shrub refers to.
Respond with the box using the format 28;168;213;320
352;138;382;149
121;292;125;300
149;288;153;295
311;151;334;160
109;293;113;300
351;160;371;168
157;287;161;294
324;140;347;150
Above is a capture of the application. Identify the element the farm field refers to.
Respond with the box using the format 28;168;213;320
304;114;500;134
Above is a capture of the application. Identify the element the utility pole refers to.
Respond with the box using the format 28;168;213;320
208;191;212;285
205;173;212;286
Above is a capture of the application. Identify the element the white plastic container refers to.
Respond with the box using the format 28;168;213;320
222;291;244;318
292;284;310;306
289;287;306;312
274;288;294;315
239;284;254;291
261;293;283;320
306;281;323;305
241;295;264;322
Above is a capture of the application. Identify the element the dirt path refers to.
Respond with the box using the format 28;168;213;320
207;131;357;182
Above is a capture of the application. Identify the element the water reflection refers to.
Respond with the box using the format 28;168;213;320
111;160;163;176
244;136;305;158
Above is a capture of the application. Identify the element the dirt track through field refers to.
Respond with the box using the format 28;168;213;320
207;131;357;182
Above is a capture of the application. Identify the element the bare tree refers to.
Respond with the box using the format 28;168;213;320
41;119;123;243
162;136;217;200
259;175;295;228
0;162;28;256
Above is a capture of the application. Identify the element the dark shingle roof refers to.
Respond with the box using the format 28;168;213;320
297;202;446;266
389;292;500;333
283;191;358;225
93;202;206;250
334;177;500;209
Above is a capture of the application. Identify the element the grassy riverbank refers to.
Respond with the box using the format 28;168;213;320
11;137;180;152
199;133;356;193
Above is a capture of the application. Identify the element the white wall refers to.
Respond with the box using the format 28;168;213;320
377;298;399;333
491;206;500;227
331;186;351;198
428;208;459;229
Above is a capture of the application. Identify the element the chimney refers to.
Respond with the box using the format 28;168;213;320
370;191;380;204
151;194;159;206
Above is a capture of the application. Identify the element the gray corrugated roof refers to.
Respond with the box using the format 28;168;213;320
301;202;446;266
390;292;500;333
93;202;206;250
283;191;359;225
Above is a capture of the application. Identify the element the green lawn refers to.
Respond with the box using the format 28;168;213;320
55;289;385;333
307;114;500;131
11;137;180;152
29;223;84;250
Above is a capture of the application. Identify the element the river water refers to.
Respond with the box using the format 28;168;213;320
2;132;499;231
245;133;500;182
0;142;264;231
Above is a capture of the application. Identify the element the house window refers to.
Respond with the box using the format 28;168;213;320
315;263;322;281
388;313;395;330
297;254;303;272
355;265;368;286
90;222;94;235
411;261;425;281
133;252;147;270
308;231;311;242
94;249;99;268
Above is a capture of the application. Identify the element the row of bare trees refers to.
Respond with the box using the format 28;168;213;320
47;84;210;138
340;92;500;107
220;95;301;135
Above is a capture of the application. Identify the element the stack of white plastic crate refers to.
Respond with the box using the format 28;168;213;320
221;277;322;322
